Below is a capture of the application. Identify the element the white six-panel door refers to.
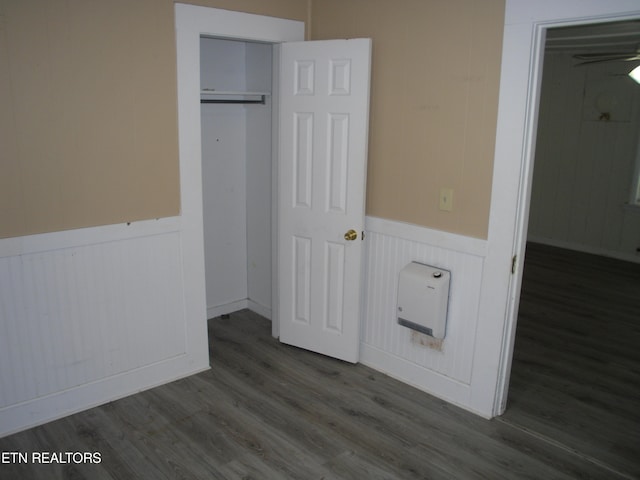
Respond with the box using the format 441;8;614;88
278;39;371;363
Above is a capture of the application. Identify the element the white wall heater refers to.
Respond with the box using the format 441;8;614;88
397;262;450;339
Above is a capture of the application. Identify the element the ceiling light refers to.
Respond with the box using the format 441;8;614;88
630;65;640;84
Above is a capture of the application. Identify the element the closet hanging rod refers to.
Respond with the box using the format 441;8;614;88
200;90;268;105
200;96;265;105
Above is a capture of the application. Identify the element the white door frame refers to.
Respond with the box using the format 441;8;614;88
175;4;304;338
490;0;640;415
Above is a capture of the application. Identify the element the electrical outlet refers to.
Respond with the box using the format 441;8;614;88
439;188;453;211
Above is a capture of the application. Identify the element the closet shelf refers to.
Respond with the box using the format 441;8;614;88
200;90;270;105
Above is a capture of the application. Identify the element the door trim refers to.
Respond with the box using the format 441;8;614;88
175;4;304;338
490;1;640;416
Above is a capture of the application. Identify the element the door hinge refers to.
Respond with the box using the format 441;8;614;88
511;255;517;274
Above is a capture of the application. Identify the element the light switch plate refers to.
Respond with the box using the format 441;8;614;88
439;188;453;211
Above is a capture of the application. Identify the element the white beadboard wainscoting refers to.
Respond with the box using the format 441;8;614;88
0;218;210;437
361;216;488;411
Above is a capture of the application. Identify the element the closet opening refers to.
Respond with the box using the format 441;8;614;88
200;36;276;322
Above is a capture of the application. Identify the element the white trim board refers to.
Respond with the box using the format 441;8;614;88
360;343;480;416
206;299;272;321
0;356;208;438
174;3;304;345
0;217;181;259
365;216;488;257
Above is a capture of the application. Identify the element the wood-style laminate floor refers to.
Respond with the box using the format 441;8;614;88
499;242;640;480
1;243;638;479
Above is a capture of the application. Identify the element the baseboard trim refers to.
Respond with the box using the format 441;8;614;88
528;236;640;264
0;355;209;438
248;300;272;320
359;342;491;419
207;299;249;319
207;299;272;321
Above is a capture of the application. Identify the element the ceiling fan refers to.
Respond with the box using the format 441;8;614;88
573;45;640;65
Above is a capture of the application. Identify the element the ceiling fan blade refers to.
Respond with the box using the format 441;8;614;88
574;52;637;60
574;54;640;66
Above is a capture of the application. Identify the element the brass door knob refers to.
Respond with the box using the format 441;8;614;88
344;229;358;241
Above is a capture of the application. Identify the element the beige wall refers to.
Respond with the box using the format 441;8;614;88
0;0;308;239
0;0;181;238
311;0;504;238
1;0;502;240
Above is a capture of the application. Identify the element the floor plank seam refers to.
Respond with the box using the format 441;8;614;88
494;416;634;480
